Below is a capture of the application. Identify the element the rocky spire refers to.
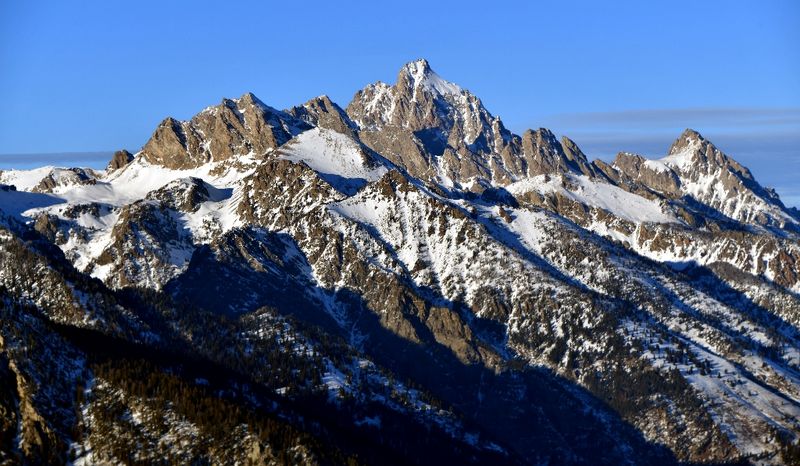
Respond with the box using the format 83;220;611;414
106;149;134;172
518;129;597;177
396;59;463;98
656;128;793;226
346;59;519;185
288;95;358;138
140;92;310;169
346;59;477;133
667;128;704;154
664;129;754;180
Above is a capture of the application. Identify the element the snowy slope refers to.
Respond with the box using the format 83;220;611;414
659;134;798;229
278;127;388;195
507;174;677;224
0;188;64;218
0;166;62;190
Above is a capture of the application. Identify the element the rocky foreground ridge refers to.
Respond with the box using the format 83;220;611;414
1;59;799;465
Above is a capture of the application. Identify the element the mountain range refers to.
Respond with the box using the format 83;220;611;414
1;59;799;465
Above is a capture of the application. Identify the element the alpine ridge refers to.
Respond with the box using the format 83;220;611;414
1;59;799;465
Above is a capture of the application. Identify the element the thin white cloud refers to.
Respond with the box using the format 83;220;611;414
0;151;112;170
544;107;800;129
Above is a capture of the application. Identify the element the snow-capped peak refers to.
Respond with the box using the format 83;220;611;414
400;59;462;96
234;91;274;112
659;128;704;170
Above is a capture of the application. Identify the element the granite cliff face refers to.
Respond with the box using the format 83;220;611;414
106;149;134;172
1;60;799;465
659;129;794;228
346;59;520;185
140;92;310;169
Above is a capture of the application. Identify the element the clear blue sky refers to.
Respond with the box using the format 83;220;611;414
1;0;798;204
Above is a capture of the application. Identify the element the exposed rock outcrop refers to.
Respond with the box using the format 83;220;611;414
288;95;358;138
141;92;310;169
612;152;682;196
106;149;134;172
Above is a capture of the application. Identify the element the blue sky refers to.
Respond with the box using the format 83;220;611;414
1;0;798;204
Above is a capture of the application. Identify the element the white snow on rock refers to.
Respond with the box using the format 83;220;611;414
0;153;260;289
507;174;677;224
278;127;388;195
0;166;61;191
74;155;253;206
403;59;463;96
1;153;255;211
502;207;550;252
657;141;799;228
659;135;701;170
643;159;671;174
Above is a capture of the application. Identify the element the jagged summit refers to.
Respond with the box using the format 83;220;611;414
236;91;266;107
402;58;432;74
127;61;796;231
346;58;493;130
662;128;713;168
398;59;463;97
653;128;794;227
663;128;753;177
668;128;704;153
345;59;524;185
661;128;753;183
106;149;134;172
139;91;309;169
288;94;358;137
518;128;597;178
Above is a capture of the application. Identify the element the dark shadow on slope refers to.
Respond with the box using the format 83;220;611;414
333;288;686;465
163;229;341;329
47;280;521;465
158;228;713;465
316;172;369;196
521;208;800;410
635;257;800;367
478;186;519;207
666;258;800;303
788;206;800;223
207;185;233;201
0;189;65;218
669;263;800;387
413;128;448;157
676;196;758;234
467;200;597;294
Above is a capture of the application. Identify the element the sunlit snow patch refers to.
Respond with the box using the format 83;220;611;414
278;127;388;195
507;174;677;224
